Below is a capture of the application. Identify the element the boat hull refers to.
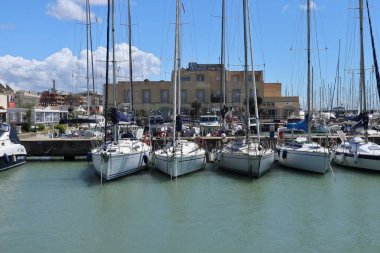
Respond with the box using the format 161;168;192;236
219;150;274;177
0;154;26;172
154;152;206;177
92;150;149;180
333;151;380;171
277;148;330;174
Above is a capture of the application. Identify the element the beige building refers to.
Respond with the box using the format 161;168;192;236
106;62;300;120
14;90;41;108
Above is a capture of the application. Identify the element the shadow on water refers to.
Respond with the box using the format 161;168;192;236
211;166;260;182
80;164;169;187
147;164;213;183
270;162;329;178
331;162;380;176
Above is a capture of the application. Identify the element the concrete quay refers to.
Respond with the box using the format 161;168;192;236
18;134;380;160
20;136;102;160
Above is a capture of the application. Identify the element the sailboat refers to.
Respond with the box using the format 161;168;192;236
153;0;206;178
217;0;274;178
276;0;330;174
332;0;380;171
91;0;150;180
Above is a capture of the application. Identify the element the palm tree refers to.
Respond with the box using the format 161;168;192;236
191;99;202;120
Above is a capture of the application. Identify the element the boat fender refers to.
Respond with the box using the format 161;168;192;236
282;150;287;159
143;154;149;165
216;152;222;162
354;152;359;163
3;153;9;163
101;152;109;162
86;152;92;162
143;135;151;145
12;155;16;162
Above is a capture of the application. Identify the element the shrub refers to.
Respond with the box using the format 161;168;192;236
37;124;45;131
21;123;31;132
54;124;66;134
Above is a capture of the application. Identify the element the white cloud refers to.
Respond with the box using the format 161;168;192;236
281;4;289;14
299;1;319;11
0;44;161;93
46;0;107;22
0;24;15;30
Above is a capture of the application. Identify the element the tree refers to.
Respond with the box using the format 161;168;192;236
22;106;32;132
190;99;202;120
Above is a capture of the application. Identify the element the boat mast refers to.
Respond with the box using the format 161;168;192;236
88;0;97;116
307;0;311;142
103;0;111;147
177;0;181;116
86;0;90;116
172;0;180;148
247;0;260;142
220;0;226;109
243;0;250;143
111;0;118;142
128;0;134;112
359;0;366;112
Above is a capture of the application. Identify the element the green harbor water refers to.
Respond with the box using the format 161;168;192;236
1;161;380;253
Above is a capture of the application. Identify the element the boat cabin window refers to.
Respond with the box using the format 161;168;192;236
149;117;164;125
0;124;9;132
200;116;218;123
368;144;380;151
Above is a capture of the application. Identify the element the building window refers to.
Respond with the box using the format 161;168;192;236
196;89;205;102
35;112;44;123
232;75;239;81
249;89;259;98
181;76;190;82
161;89;169;103
181;90;188;104
196;74;205;82
124;89;131;103
268;109;276;117
210;91;222;103
142;90;151;103
232;89;240;103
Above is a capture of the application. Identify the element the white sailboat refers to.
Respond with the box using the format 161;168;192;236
91;0;151;180
218;0;274;178
332;0;380;171
153;0;206;178
277;0;330;174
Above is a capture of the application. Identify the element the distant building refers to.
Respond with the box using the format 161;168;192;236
7;108;68;126
0;83;15;110
14;90;40;108
105;62;300;120
40;90;67;107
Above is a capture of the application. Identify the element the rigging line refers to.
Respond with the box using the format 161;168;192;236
189;0;198;63
343;1;354;90
254;0;265;65
311;4;326;95
366;0;380;101
159;0;168;80
206;0;218;65
290;1;305;96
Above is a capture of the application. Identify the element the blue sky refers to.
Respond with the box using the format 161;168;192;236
0;0;379;109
